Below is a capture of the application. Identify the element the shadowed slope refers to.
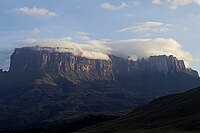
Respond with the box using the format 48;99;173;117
77;86;200;133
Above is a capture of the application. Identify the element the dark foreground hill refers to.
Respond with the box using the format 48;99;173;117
0;46;200;130
77;86;200;133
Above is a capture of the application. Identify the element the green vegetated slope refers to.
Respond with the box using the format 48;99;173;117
77;86;200;133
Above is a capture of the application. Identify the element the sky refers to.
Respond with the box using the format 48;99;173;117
1;0;200;71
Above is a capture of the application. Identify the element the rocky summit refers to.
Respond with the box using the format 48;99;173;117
0;46;200;130
9;47;198;80
9;47;114;81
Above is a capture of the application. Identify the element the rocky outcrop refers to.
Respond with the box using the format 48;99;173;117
9;47;199;81
130;55;198;77
9;47;114;80
111;55;198;78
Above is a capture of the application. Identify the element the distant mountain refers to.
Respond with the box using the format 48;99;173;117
9;47;199;80
77;86;200;133
0;46;200;130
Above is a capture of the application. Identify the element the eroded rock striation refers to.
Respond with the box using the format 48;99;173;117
9;47;114;80
8;47;198;80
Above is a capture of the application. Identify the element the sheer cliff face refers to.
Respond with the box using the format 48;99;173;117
126;55;198;77
9;47;114;80
8;47;199;81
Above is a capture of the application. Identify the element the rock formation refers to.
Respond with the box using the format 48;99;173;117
0;46;200;130
9;47;114;80
8;47;198;81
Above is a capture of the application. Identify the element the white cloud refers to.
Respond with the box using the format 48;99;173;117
182;27;188;31
75;31;90;40
31;28;53;36
169;0;190;9
133;0;141;6
110;38;193;67
118;21;172;33
0;49;12;70
18;35;112;60
100;2;127;10
10;7;58;17
153;0;200;9
31;28;42;35
152;0;161;4
17;36;193;67
124;14;134;17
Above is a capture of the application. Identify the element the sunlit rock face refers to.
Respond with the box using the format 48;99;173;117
111;55;198;78
127;55;199;77
9;47;114;80
9;47;198;81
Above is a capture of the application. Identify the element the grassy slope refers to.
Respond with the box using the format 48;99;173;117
77;87;200;133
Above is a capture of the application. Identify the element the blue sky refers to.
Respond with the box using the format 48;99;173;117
1;0;200;71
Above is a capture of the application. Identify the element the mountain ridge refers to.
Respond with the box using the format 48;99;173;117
0;46;200;130
7;47;199;79
77;86;200;133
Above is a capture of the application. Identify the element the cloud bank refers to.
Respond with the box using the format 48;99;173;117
152;0;200;9
110;38;192;67
17;35;193;67
18;38;111;60
152;0;161;4
118;21;172;33
31;28;53;36
100;2;127;10
10;7;58;17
